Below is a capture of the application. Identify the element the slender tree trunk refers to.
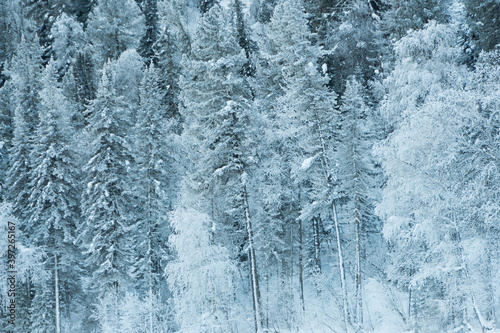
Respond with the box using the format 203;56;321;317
333;200;350;331
148;231;154;333
312;216;322;275
355;204;362;328
240;174;262;333
147;164;154;333
55;254;61;333
451;216;495;331
312;108;351;331
298;184;305;313
408;287;412;323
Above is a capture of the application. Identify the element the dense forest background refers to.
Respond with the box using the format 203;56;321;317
0;0;499;332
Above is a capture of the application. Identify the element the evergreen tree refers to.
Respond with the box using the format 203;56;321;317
382;0;451;39
337;76;383;329
78;62;137;308
154;27;181;121
86;0;145;64
158;0;198;55
463;0;500;54
130;64;177;331
63;0;95;25
5;34;44;220
0;0;18;87
179;5;263;331
23;0;64;61
3;36;44;331
26;61;81;333
262;0;348;328
72;49;97;124
138;0;159;64
0;81;14;200
51;13;86;76
324;0;384;94
232;0;256;76
257;0;279;23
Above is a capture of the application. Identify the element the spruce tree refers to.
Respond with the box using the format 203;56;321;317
337;76;382;329
26;61;81;333
78;62;137;309
23;0;64;61
130;64;177;331
86;0;145;64
324;0;384;94
383;0;451;39
263;1;344;326
5;34;44;220
153;27;181;122
463;0;500;54
179;5;263;331
0;81;14;200
138;0;159;64
50;13;86;76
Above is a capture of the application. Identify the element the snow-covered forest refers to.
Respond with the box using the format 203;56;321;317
0;0;499;332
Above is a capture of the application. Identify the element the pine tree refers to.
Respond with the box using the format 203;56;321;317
78;62;136;306
86;0;145;64
383;0;451;39
138;0;159;64
324;0;384;94
463;0;500;54
179;5;263;331
130;64;177;332
153;27;181;121
262;0;349;328
51;13;86;76
337;76;382;329
26;61;81;333
0;81;14;200
5;34;44;220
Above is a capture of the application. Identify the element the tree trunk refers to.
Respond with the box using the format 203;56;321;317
312;107;351;331
312;216;322;275
333;200;351;331
355;205;363;328
148;229;154;333
240;174;262;333
55;254;61;333
298;184;305;312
